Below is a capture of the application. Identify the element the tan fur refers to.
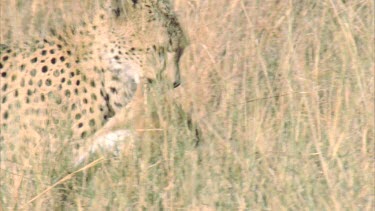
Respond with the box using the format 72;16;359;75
0;0;187;164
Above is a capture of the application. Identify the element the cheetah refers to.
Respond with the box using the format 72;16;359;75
0;0;188;165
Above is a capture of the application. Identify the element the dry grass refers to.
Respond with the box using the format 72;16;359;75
1;0;374;210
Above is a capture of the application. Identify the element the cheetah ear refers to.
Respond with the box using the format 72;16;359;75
109;0;142;19
112;7;122;17
108;0;124;18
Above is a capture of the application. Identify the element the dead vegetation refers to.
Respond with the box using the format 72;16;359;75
0;0;374;210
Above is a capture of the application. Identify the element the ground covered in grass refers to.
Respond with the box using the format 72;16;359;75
1;0;374;210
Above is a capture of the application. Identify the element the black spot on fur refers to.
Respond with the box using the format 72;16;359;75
89;119;95;127
45;79;52;86
91;93;97;101
30;57;37;63
3;111;9;120
81;132;87;138
27;89;33;96
110;87;117;93
1;84;7;91
30;69;37;77
42;66;48;73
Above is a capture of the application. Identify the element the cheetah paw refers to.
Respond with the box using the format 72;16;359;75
74;129;135;166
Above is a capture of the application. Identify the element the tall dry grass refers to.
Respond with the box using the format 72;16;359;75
0;0;374;210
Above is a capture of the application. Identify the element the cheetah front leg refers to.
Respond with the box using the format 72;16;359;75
74;80;147;166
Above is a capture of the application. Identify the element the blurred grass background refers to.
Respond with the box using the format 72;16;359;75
0;0;374;210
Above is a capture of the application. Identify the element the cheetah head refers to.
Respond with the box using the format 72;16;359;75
98;0;188;88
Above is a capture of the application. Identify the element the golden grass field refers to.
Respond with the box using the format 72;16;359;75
0;0;374;210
